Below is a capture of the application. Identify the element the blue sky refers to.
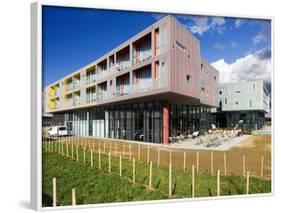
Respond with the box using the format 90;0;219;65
43;6;272;87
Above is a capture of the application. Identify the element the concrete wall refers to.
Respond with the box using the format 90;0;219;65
218;80;269;112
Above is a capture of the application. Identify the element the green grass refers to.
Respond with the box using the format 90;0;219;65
42;145;271;207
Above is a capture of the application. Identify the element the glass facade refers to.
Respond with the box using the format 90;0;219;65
52;101;213;143
214;110;265;130
169;105;212;137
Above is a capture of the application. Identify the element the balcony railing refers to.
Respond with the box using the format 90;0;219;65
73;98;80;106
116;61;131;72
86;74;96;84
132;80;152;93
97;92;107;101
86;93;97;103
54;90;59;96
116;85;130;97
132;53;152;65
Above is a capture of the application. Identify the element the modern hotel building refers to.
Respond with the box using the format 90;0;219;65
43;15;219;144
212;80;270;130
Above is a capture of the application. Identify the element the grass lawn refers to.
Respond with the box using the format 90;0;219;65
42;146;271;207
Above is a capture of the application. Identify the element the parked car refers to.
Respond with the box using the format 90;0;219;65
48;126;67;137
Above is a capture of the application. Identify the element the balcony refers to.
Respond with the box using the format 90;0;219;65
133;33;152;66
86;66;96;84
86;73;96;84
54;83;60;96
97;59;108;80
116;73;130;97
73;74;80;89
97;81;107;101
73;91;80;106
116;45;130;72
49;86;54;98
86;86;97;104
109;54;115;73
132;65;152;93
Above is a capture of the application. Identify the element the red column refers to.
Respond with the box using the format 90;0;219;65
163;101;169;145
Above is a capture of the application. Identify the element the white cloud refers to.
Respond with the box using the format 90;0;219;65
188;16;210;35
186;16;226;36
235;19;245;28
213;42;225;50
252;21;271;45
211;47;271;84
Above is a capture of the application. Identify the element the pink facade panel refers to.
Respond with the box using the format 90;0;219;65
169;17;201;100
200;59;219;107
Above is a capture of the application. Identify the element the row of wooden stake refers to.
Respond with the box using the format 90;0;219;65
47;143;252;207
51;164;251;207
44;138;265;178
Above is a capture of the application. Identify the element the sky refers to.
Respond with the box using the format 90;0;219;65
42;6;272;90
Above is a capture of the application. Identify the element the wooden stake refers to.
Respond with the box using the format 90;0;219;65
52;177;56;207
192;164;195;198
169;163;172;197
110;143;112;153
72;188;76;206
98;149;101;170
55;140;57;152
149;161;152;189
58;140;61;154
147;146;150;164
71;142;74;159
217;170;220;196
83;147;86;164
133;158;135;183
169;151;172;166
90;149;93;167
243;155;246;177
183;152;186;171
66;142;69;157
76;146;79;161
129;145;132;160
61;141;64;155
246;171;250;194
119;155;122;177
211;152;214;176
224;152;227;176
260;155;264;178
138;144;140;163
196;152;199;173
108;152;111;174
157;149;160;167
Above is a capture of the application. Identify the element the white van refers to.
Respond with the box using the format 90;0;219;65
48;126;68;137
